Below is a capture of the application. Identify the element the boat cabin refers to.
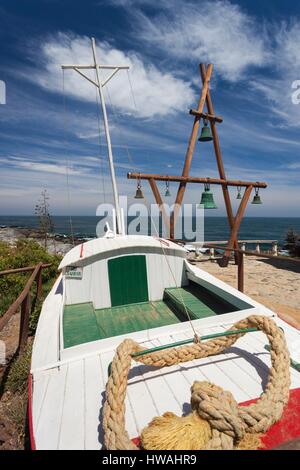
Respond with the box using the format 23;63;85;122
59;235;253;350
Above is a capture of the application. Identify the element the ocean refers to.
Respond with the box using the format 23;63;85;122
1;216;300;247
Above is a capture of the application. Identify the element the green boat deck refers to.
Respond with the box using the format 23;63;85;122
63;282;249;348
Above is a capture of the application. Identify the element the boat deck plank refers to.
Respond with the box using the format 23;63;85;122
83;355;105;450
59;361;85;450
35;366;68;450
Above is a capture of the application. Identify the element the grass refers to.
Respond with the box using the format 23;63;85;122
5;344;32;395
0;239;62;449
0;344;32;449
0;239;61;317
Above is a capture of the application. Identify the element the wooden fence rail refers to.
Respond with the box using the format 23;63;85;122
0;262;52;354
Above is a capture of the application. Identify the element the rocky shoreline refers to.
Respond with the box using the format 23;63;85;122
0;226;87;255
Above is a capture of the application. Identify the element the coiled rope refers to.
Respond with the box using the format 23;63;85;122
103;315;291;450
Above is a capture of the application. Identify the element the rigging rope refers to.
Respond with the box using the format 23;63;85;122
62;69;75;246
126;69;138;112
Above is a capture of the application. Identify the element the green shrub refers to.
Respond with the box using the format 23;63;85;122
0;239;61;318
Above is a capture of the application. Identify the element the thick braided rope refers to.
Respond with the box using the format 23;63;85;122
103;315;291;450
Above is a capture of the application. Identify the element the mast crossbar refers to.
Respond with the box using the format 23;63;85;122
61;64;129;70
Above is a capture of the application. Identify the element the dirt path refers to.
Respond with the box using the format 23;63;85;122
193;255;300;328
0;313;28;450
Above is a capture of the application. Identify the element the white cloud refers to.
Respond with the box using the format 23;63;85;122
250;22;300;127
286;162;300;170
2;157;82;176
135;0;268;81
28;32;195;119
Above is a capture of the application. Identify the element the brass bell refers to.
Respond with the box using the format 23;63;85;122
198;183;217;209
134;177;144;199
251;188;262;205
198;119;213;142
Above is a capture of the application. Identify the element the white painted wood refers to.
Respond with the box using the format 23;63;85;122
127;366;161;434
83;355;104;450
59;361;85;450
65;258;111;308
64;245;186;307
32;234;300;449
34;366;68;450
239;328;300;388
168;329;252;403
59;235;186;270
31;276;63;370
31;372;50;433
33;317;300;450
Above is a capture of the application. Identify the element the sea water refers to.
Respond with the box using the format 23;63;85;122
1;216;300;247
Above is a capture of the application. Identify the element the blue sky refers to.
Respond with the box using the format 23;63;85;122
0;0;300;216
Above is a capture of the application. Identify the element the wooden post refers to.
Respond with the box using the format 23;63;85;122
238;251;244;293
36;266;43;302
272;241;278;256
19;293;30;353
170;64;213;239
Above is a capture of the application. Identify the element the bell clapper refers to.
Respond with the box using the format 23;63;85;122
165;179;171;197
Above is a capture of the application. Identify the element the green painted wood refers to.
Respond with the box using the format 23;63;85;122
94;300;180;339
108;255;149;307
63;277;247;348
164;282;240;320
63;302;102;348
193;278;252;311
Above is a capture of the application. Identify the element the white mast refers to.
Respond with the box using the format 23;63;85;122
62;37;129;235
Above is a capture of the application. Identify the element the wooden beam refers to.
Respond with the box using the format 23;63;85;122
219;185;253;266
189;109;223;123
128;172;267;188
148;178;170;231
0;263;51;277
170;64;213;238
200;64;239;257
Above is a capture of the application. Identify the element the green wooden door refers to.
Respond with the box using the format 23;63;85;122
108;255;149;307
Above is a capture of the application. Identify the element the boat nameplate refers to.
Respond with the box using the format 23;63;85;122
65;266;83;280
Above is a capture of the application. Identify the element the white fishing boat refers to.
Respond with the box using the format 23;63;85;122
29;39;300;451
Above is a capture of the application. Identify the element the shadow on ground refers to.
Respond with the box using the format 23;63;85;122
256;257;300;274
